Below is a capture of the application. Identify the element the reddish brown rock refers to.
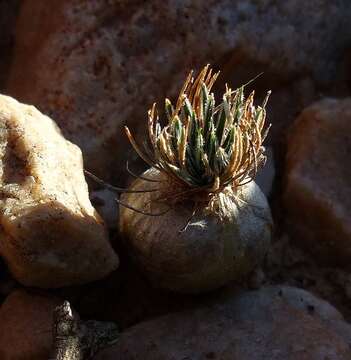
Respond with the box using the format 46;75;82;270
0;290;61;360
284;98;351;265
95;286;351;360
7;0;351;181
0;0;19;89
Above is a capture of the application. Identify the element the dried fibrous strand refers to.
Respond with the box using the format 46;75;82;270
84;170;159;194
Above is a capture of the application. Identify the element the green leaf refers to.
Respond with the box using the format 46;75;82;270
189;112;198;147
183;97;194;119
223;126;235;153
194;128;204;172
172;116;182;141
207;129;218;169
165;99;174;123
169;120;180;162
232;86;244;124
201;83;209;120
204;94;214;138
185;147;203;182
165;162;196;186
216;107;227;146
213;147;229;175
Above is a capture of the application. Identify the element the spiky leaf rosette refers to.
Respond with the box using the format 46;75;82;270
125;65;270;199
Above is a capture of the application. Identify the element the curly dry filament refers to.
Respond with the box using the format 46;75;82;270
125;126;161;170
117;198;171;216
84;170;159;193
126;161;164;183
154;183;212;203
179;203;198;233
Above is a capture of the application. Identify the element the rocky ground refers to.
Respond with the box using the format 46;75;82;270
1;1;351;359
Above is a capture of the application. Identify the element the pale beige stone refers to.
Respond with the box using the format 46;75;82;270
0;95;118;287
285;98;351;265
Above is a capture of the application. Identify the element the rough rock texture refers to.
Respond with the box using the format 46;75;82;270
284;98;351;265
264;234;351;322
0;95;118;287
7;0;351;181
0;289;61;360
51;301;119;360
95;286;351;360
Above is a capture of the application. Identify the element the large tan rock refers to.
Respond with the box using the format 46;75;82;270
0;95;118;287
284;98;351;265
95;286;351;360
0;289;61;360
7;0;351;181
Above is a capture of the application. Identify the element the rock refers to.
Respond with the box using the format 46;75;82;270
51;301;119;360
0;1;19;47
264;234;351;322
0;289;61;360
73;258;202;330
284;98;351;265
7;1;351;181
90;188;118;230
0;0;19;89
0;95;118;288
255;146;275;197
0;276;17;299
0;258;17;302
95;286;351;360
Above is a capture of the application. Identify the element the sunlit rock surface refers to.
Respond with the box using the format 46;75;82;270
0;95;118;288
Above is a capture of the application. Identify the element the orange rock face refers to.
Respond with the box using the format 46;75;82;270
285;98;351;265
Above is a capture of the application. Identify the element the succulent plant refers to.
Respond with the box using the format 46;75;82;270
119;65;273;293
125;65;271;202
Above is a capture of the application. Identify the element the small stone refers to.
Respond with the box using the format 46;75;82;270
247;267;266;289
0;95;119;287
90;188;119;230
284;98;351;265
0;289;61;360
